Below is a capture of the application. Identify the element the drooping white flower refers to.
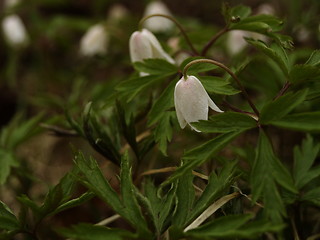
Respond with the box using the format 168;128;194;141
143;1;174;33
129;28;174;75
174;75;223;132
80;24;109;56
2;14;29;48
107;4;128;23
4;0;21;9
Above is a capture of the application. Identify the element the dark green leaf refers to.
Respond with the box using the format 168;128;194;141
133;59;178;76
0;151;18;185
120;152;150;235
200;76;240;95
153;112;175;156
192;112;257;133
172;171;195;227
186;215;284;239
293;135;320;189
260;89;308;124
0;201;20;231
188;161;238;224
161;131;242;188
148;79;177;126
305;50;320;66
271;112;320;132
58;223;135;240
289;65;320;84
301;187;320;206
246;39;289;77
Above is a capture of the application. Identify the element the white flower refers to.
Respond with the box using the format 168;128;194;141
80;24;109;56
129;28;174;75
226;30;250;55
143;1;174;33
2;14;29;48
174;75;223;132
107;4;128;23
4;0;21;9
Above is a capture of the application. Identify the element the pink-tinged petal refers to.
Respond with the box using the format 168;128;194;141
129;30;153;62
141;29;175;64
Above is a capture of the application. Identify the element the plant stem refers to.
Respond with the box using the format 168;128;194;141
138;14;199;55
201;26;229;56
183;59;260;117
274;81;292;100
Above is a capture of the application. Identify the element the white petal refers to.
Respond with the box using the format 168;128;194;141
2;15;28;47
174;80;187;129
141;29;175;64
80;24;108;56
207;95;223;112
129;30;153;62
143;1;174;33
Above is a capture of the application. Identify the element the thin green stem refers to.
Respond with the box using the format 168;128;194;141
201;26;229;56
183;59;260;117
138;14;199;55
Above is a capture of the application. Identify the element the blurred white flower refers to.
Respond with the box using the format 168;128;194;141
2;14;29;48
4;0;21;9
256;3;275;15
108;4;128;23
226;30;250;55
80;24;109;56
129;28;174;75
143;1;174;33
174;75;223;132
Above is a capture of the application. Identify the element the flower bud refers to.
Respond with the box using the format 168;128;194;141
129;28;174;75
80;24;109;57
2;14;29;48
143;1;174;33
174;75;223;132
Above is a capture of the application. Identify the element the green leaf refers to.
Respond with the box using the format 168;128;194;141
148;79;176;126
153;112;175;156
192;112;257;133
305;50;320;66
200;76;240;95
301;187;320;206
260;89;308;124
222;4;251;24
185;215;284;239
271;112;320;132
251;130;297;221
116;75;165;102
133;59;178;76
138;180;176;235
74;152;126;217
188;161;238;224
246;39;289;77
289;65;320;84
0;150;18;185
120;152;150;235
172;171;195;227
180;57;218;75
293;135;320;189
58;223;135;240
161;131;242;188
0;201;20;231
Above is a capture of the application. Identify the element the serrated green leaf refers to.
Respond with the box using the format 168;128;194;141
58;223;135;240
161;131;242;188
74;152;126;217
116;75;166;102
301;187;320;206
289;64;320;84
172;171;195;227
0;150;18;185
260;89;308;124
246;39;289;77
199;76;240;95
133;59;178;76
186;215;284;239
229;5;252;20
305;50;320;66
153;112;174;156
120;152;150;236
271;112;320;132
251;130;297;221
192;112;257;133
0;201;20;231
293;135;320;189
148;79;177;126
188;161;238;224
